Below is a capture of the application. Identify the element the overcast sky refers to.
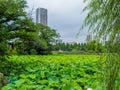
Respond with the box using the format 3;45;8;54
26;0;88;43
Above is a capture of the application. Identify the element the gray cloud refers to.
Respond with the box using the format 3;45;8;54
26;0;88;43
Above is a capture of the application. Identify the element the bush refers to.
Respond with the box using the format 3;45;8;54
30;49;37;55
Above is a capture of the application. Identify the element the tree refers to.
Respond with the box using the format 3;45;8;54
36;24;60;53
82;0;120;90
0;0;60;55
0;0;53;55
0;0;32;56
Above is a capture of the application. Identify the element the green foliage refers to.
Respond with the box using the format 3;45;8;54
30;49;37;55
62;85;74;90
0;42;10;56
53;41;104;53
82;0;120;90
0;0;60;56
82;0;120;40
37;24;60;52
0;55;100;90
15;23;60;55
0;0;34;56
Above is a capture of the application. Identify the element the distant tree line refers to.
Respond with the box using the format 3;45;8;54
53;40;107;54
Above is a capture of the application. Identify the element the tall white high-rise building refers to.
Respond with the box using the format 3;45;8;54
36;8;47;25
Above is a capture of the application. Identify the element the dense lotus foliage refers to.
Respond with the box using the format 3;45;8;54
0;55;102;90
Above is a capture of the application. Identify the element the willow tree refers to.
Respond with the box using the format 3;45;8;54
82;0;120;90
